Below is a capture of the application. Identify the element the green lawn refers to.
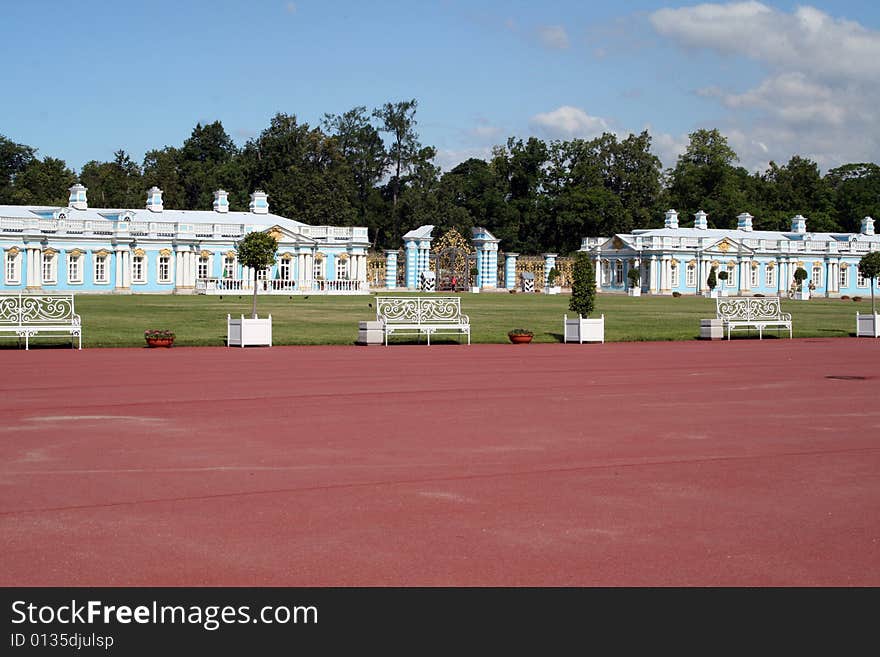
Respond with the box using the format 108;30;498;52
45;291;868;348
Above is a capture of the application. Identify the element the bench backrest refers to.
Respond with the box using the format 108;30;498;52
376;296;464;324
0;294;79;325
716;296;783;321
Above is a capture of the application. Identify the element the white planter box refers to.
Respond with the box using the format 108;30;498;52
707;289;719;298
628;287;641;297
357;320;384;345
227;314;272;347
856;312;879;337
794;291;811;301
699;318;724;340
471;286;480;294
544;286;561;295
563;314;605;343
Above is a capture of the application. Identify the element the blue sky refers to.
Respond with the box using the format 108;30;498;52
2;1;879;174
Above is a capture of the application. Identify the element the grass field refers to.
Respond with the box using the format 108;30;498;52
9;290;866;348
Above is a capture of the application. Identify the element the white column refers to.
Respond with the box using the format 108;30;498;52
660;258;669;292
122;251;131;288
739;259;748;292
649;255;657;292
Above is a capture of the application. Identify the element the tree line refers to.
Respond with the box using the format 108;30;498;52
2;100;878;255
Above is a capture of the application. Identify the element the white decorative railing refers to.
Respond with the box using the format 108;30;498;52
196;278;368;295
0;216;368;243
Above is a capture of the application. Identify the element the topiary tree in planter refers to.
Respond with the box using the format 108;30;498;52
858;251;880;315
547;266;560;287
236;231;278;318
717;270;729;284
793;267;808;291
706;266;717;290
627;267;641;289
569;252;596;317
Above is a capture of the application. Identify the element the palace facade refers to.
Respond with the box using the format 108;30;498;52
0;185;370;295
582;210;879;297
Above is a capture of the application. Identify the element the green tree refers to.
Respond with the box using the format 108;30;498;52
0;135;36;203
236;231;278;318
9;156;76;206
826;163;880;233
569;252;596;317
667;128;752;228
758;156;837;232
179;121;241;211
142;147;186;209
240;113;356;226
373;99;420;210
322;106;388;227
793;266;808;291
80;150;143;208
707;266;717;290
857;251;880;315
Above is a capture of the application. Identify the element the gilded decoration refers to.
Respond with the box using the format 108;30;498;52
813;261;823;267
225;250;237;259
766;262;775;269
515;255;547;290
367;252;386;287
796;261;804;267
159;248;172;257
718;240;731;253
68;249;84;258
133;248;146;257
841;262;849;269
43;247;58;256
199;250;212;258
267;226;284;241
711;260;720;267
611;236;625;250
280;252;293;260
6;246;20;256
94;249;111;258
314;252;325;262
431;228;474;288
751;261;759;269
337;253;349;261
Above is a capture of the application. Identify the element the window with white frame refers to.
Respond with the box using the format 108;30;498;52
765;265;775;288
750;265;759;288
313;257;324;280
132;255;145;283
67;253;82;284
197;256;210;280
614;260;623;286
681;263;691;288
42;252;57;284
336;257;349;280
223;256;236;279
257;267;269;281
726;265;737;287
158;256;171;283
811;264;822;288
669;263;680;288
839;266;849;289
279;259;291;280
94;255;109;284
857;268;868;287
5;250;21;284
601;261;611;285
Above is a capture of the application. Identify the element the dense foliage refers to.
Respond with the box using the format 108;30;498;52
858;251;880;314
236;232;278;317
569;252;596;317
2;108;878;254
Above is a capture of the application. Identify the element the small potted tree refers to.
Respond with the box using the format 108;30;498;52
717;269;729;296
564;252;604;343
470;265;480;293
856;251;880;337
793;267;810;300
627;267;641;297
544;267;561;295
227;231;277;347
507;328;534;344
706;266;719;298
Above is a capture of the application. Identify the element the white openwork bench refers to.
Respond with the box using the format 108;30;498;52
715;296;792;340
375;296;470;345
0;294;82;349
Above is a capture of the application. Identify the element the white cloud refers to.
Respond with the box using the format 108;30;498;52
650;2;880;82
529;106;610;139
650;2;880;171
536;25;570;50
435;147;496;173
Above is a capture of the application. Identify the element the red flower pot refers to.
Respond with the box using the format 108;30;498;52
508;334;532;344
146;338;174;348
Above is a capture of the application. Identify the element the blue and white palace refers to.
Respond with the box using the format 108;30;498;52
582;210;879;297
0;185;370;295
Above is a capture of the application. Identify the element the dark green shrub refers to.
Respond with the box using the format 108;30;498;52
707;266;717;290
569;253;596;317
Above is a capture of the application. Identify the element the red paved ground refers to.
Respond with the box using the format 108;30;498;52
1;338;878;586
